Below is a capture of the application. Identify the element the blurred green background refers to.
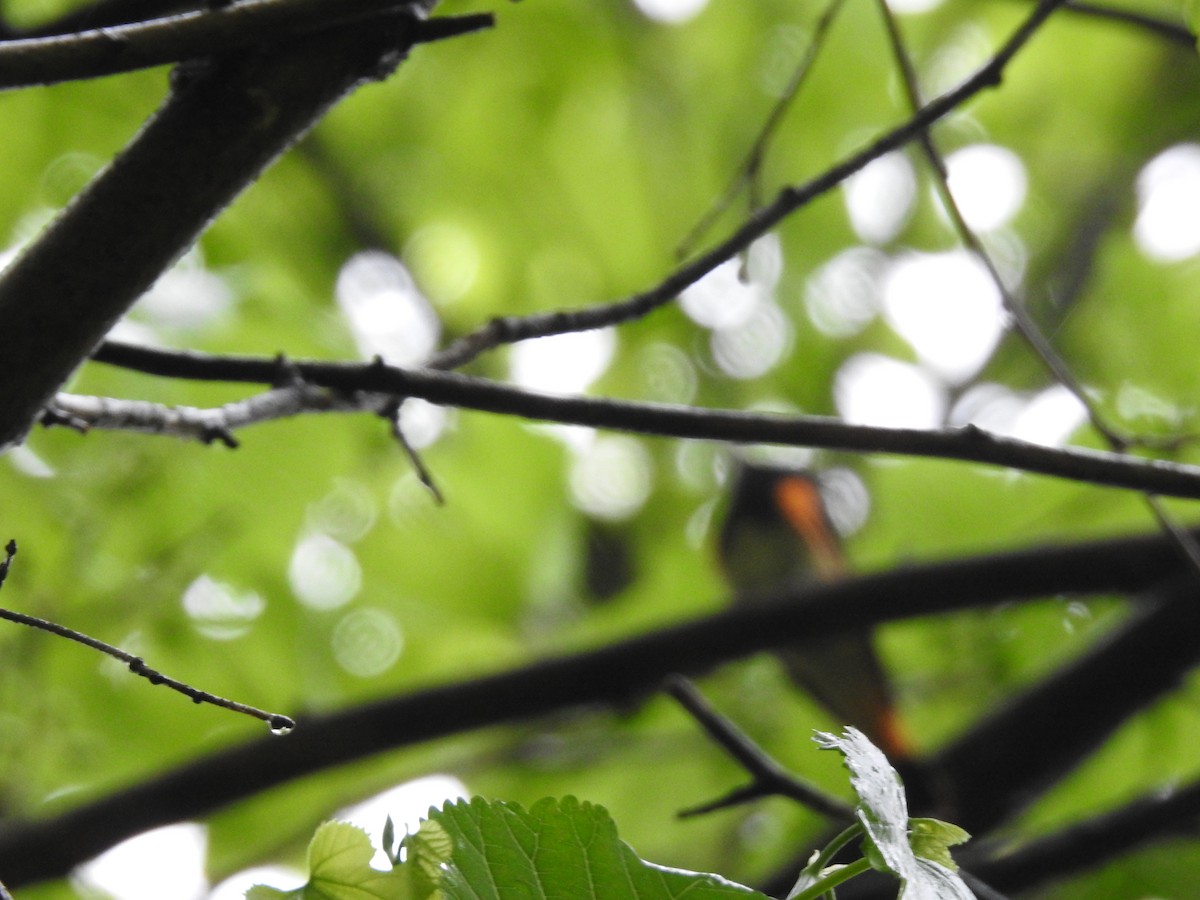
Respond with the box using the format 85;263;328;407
2;0;1200;896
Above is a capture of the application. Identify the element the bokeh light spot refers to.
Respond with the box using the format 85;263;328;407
77;824;207;900
336;251;441;366
509;328;616;395
636;342;698;404
569;436;654;521
882;250;1005;383
134;249;234;334
289;532;362;610
943;144;1027;232
307;478;378;544
804;247;886;338
834;353;946;428
403;221;480;306
182;575;265;641
397;397;451;450
631;0;708;24
1134;143;1200;262
711;301;793;379
844;152;916;244
681;234;781;330
332;607;404;678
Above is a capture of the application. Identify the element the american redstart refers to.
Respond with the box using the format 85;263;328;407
717;463;909;758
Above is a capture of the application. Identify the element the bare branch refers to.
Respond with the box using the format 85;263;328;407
0;541;294;732
1044;0;1193;47
0;9;432;450
665;676;853;820
675;0;848;257
877;2;1200;592
87;343;1200;501
45;385;370;445
426;0;1071;371
0;0;491;89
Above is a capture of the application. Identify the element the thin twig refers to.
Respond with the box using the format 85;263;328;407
878;1;1200;589
665;676;853;819
88;342;1200;500
382;399;445;504
0;541;295;733
420;0;1069;372
675;0;848;258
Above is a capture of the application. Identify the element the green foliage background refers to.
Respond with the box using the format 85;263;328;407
1;0;1200;896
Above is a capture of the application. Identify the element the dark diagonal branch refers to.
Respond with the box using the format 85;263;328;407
88;343;1200;500
424;0;1069;372
0;522;1194;888
0;6;435;451
922;577;1200;833
665;676;854;820
966;776;1200;892
0;0;491;89
1034;0;1194;47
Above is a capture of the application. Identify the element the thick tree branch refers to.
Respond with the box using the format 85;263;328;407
923;577;1200;832
0;522;1193;887
89;343;1200;500
965;776;1200;892
0;0;490;89
0;4;436;450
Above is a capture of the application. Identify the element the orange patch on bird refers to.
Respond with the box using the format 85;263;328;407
774;476;846;581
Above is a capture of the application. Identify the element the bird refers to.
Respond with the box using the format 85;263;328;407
716;463;909;759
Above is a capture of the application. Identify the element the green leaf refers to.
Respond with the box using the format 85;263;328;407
908;819;971;873
247;821;417;900
816;729;975;900
423;796;766;900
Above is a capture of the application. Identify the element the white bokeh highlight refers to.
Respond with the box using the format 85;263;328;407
336;251;441;366
887;0;945;12
683;234;791;379
834;353;946;429
951;382;1088;448
331;607;404;678
710;300;793;380
844;152;917;244
631;0;708;24
569;435;654;521
944;144;1027;232
181;575;265;641
1134;143;1200;262
882;251;1006;383
804;247;886;338
76;823;207;900
289;532;362;610
509;327;616;395
681;235;781;330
